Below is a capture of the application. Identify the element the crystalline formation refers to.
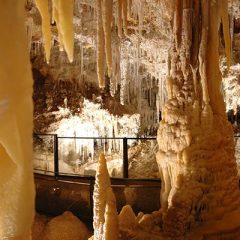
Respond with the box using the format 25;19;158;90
1;0;240;239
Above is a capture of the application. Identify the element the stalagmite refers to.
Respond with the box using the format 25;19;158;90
157;0;240;238
35;0;51;63
52;0;74;62
118;205;137;230
102;0;113;77
0;1;35;239
96;0;105;88
103;188;119;240
92;153;119;240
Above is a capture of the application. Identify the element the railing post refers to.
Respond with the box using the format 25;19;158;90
53;134;59;178
89;178;94;217
123;137;128;178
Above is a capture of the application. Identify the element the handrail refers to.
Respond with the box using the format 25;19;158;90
34;133;157;140
33;133;240;181
33;133;158;180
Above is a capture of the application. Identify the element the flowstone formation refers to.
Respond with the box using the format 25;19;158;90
157;0;240;238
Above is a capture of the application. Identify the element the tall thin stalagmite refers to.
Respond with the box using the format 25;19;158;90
92;153;119;240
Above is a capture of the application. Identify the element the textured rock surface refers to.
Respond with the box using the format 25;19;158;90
156;0;240;239
29;1;240;239
42;211;90;240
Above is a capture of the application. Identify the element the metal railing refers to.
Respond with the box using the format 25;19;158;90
34;134;240;180
33;133;158;179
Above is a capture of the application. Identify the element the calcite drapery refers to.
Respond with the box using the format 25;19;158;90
0;0;35;239
157;0;240;238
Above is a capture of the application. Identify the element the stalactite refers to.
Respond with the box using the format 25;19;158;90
174;0;183;49
191;0;200;67
35;0;51;63
26;17;33;53
136;41;141;112
96;0;105;88
130;0;138;21
199;0;210;113
219;0;232;68
80;44;84;80
102;0;113;77
117;0;123;38
206;0;226;116
52;0;64;51
120;58;128;105
122;0;128;36
127;0;132;19
54;0;74;62
110;38;120;96
137;0;143;37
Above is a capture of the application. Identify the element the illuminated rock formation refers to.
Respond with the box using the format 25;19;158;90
1;1;240;239
37;0;74;63
92;153;119;240
31;0;164;134
34;0;240;238
0;1;35;239
157;0;240;238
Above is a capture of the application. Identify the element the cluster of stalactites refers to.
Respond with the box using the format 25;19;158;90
97;0;129;88
167;0;232;119
36;0;130;89
35;0;74;63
